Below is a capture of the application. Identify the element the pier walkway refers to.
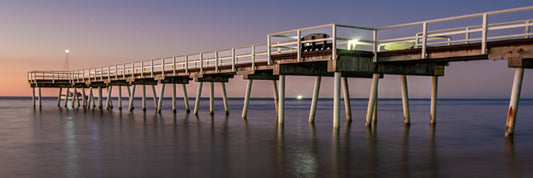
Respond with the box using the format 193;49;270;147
28;6;533;136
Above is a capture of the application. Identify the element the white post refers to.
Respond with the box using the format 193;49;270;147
333;72;341;128
365;74;380;127
128;85;136;111
172;83;176;113
400;75;411;124
210;82;214;115
183;84;190;113
98;87;103;109
142;85;146;111
481;13;488;54
194;82;203;115
64;88;70;107
342;77;352;121
32;87;36;108
106;86;113;110
152;85;158;110
278;75;285;126
88;87;93;109
57;88;62;107
242;79;253;118
118;86;122;110
82;88;86;108
157;84;165;113
272;80;279;118
430;76;438;124
221;82;229;115
505;68;524;136
38;87;42;108
309;76;321;124
71;87;76;108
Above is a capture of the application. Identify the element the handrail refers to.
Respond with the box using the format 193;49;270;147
28;6;533;83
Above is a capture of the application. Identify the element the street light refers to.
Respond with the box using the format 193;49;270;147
64;49;70;71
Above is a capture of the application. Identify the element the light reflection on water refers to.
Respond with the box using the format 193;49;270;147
0;98;532;177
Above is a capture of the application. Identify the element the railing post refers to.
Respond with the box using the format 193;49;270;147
200;53;203;74
332;24;337;60
373;29;378;62
131;62;135;79
421;22;428;59
52;71;55;84
185;55;189;75
297;30;302;62
465;27;470;44
100;67;104;80
215;50;219;73
115;64;118;80
141;61;144;78
151;59;154;77
122;64;126;79
526;20;531;38
108;66;111;80
161;58;165;78
173;56;176;76
231;48;236;72
481;13;488;54
252;45;256;70
267;35;272;65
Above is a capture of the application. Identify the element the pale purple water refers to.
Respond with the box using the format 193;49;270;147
1;97;533;177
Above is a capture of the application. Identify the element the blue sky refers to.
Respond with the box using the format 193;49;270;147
1;0;532;98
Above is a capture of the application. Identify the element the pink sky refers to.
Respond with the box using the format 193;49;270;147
1;0;532;98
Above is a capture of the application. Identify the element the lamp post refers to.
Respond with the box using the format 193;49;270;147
64;49;70;71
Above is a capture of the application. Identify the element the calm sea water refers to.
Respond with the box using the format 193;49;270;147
1;97;533;177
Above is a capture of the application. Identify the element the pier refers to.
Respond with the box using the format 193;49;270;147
28;6;533;136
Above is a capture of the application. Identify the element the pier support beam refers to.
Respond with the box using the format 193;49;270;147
152;85;158;110
172;84;176;113
505;68;524;136
366;74;380;127
118;86;122;110
106;86;113;110
142;85;146;111
88;87;93;109
400;75;411;124
333;72;341;129
221;82;229;115
430;76;438;124
57;88;62;107
64;88;69;107
242;79;253;118
309;76;321;124
342;77;352;121
194;82;203;115
209;82;214;115
272;80;279;118
38;87;42;108
183;84;190;113
98;87;103;109
82;88;86;108
128;85;136;111
32;87;36;108
157;84;165;113
278;75;285;126
71;87;76;108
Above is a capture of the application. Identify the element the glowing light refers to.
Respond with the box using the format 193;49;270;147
347;39;359;50
297;95;303;100
65;49;70;53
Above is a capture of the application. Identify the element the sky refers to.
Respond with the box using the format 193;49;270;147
1;0;532;98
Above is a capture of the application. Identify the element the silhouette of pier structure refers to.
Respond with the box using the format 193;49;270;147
28;6;533;136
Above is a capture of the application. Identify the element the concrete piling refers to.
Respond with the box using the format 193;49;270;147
221;82;229;115
194;82;203;115
400;75;411;124
82;88;86;108
157;84;165;113
172;83;176;113
151;85;158;110
118;86;122;110
106;86;113;110
309;76;321;124
505;68;524;136
209;82;214;115
71;87;76;108
278;75;285;126
430;76;438;124
57;88;62;107
182;84;190;113
242;79;253;118
142;85;146;111
333;72;341;128
38;87;42;108
342;77;352;121
128;85;136;111
32;87;36;107
98;87;103;109
64;88;69;107
272;80;279;118
365;74;380;127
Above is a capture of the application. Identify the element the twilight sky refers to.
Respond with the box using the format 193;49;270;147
1;0;532;98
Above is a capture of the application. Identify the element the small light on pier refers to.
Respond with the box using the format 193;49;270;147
297;95;303;100
65;49;70;53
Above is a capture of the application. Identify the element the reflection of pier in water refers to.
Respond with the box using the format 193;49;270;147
29;6;533;136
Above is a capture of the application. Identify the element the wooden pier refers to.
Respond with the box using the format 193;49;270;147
28;6;533;136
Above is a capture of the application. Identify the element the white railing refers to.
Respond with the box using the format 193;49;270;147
28;6;533;84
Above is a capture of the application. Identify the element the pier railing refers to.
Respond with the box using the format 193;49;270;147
28;6;533;85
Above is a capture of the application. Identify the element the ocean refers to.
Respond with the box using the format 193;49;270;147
1;97;533;177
